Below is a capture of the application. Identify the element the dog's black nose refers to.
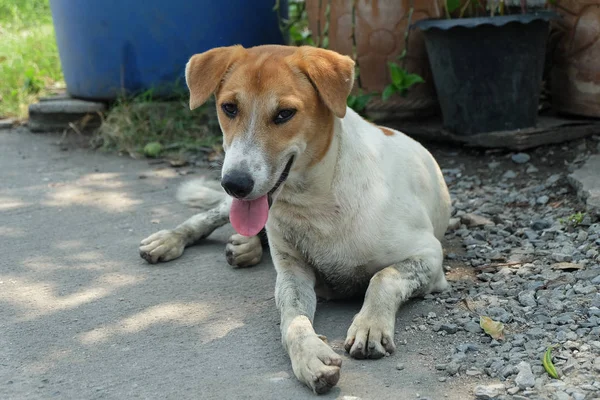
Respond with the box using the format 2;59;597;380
221;171;254;198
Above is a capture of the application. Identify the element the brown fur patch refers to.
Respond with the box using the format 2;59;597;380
184;45;355;172
379;126;395;136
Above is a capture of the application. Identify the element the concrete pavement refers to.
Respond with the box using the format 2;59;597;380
0;128;484;400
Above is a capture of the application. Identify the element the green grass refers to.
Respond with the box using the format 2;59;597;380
0;0;64;119
97;92;223;159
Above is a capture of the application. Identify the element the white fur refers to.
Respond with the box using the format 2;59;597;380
176;177;226;211
140;106;451;394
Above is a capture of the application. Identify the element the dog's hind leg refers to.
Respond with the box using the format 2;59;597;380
344;236;447;359
139;198;231;264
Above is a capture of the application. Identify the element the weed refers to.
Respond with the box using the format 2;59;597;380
97;92;222;159
382;62;425;101
560;212;586;227
0;0;64;119
278;1;424;115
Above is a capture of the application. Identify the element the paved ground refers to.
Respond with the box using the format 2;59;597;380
0;128;491;400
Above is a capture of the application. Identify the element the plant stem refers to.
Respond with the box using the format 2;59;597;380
350;0;363;89
401;0;415;70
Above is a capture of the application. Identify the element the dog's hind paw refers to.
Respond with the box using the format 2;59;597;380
139;229;186;264
225;234;263;268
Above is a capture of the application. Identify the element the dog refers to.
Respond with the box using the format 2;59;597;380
139;45;451;394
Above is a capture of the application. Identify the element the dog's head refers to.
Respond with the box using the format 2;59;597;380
185;45;354;236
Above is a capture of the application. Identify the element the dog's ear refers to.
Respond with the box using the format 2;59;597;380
291;46;355;118
185;46;246;110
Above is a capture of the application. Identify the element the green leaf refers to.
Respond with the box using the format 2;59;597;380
388;62;404;86
403;73;425;89
347;96;357;108
382;85;396;102
354;94;372;112
446;0;461;13
348;91;376;113
542;345;559;379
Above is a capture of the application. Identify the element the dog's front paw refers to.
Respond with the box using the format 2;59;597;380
225;234;263;268
139;230;186;264
289;333;342;394
344;312;396;359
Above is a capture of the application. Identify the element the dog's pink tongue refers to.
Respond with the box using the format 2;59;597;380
230;195;269;237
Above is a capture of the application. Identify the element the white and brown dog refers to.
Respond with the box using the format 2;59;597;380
140;45;451;394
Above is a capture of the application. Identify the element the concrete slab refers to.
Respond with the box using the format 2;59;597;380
0;118;15;130
28;97;106;133
568;154;600;219
0;128;487;400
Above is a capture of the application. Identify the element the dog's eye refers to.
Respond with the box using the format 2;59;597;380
274;109;296;125
221;103;238;118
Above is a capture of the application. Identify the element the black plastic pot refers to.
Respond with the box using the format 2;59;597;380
414;12;557;136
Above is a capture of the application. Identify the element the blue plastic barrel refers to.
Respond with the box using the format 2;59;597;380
49;0;286;100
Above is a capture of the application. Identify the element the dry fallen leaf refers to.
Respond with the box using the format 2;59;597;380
551;262;583;271
480;316;505;340
460;297;477;313
169;159;188;167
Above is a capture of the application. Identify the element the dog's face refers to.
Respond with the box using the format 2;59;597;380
185;45;355;204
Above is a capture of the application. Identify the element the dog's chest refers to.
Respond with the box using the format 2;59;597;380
270;199;383;294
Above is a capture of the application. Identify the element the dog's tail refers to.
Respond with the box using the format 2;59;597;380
176;177;227;211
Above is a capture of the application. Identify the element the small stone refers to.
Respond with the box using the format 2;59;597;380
594;357;600;372
474;383;506;399
531;219;552;231
448;217;461;230
552;253;572;263
438;377;447;382
464;321;483;334
575;284;597;295
569;155;600;218
503;170;517;179
466;368;482;376
507;387;520;395
536;195;549;205
518;290;537;307
512;153;531;164
554;392;571;400
396;363;405;371
456;343;479;353
439;323;458;334
572;392;585;400
547;174;562;185
515;362;535;389
445;361;461;375
500;365;517;378
526;165;539;174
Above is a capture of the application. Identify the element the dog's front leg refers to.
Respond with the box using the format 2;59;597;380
272;245;342;394
344;241;447;359
139;200;230;264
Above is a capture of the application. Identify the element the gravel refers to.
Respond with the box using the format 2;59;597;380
414;142;600;399
512;153;531;164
